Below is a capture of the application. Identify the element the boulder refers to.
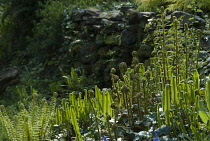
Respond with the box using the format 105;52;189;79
121;25;138;47
0;67;20;94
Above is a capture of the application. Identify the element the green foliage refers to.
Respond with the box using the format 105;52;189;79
61;67;85;93
48;10;209;139
198;78;210;129
149;8;210;140
0;91;57;140
27;0;120;55
199;111;210;127
56;98;84;140
137;0;175;12
27;0;65;55
137;0;210;13
48;67;96;95
205;78;210;111
0;0;42;64
168;0;210;14
55;86;113;140
0;4;14;65
0;123;8;140
1;1;210;140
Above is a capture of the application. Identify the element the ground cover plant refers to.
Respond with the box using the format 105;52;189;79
1;0;210;141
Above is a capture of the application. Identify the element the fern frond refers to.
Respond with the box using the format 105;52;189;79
0;92;57;141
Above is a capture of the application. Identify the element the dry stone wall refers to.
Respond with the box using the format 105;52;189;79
64;7;207;87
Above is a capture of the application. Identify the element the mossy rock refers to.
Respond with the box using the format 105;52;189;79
105;33;121;45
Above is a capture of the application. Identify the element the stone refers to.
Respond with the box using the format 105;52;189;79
93;25;102;30
85;8;102;16
71;8;102;22
66;7;209;89
85;16;102;25
201;35;210;51
71;9;86;22
101;19;114;26
68;40;82;58
120;5;134;14
169;11;206;28
0;67;20;94
128;11;156;25
121;25;138;47
92;25;103;34
99;10;123;21
80;43;97;64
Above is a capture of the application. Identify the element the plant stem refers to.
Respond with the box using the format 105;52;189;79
196;29;202;69
161;12;167;86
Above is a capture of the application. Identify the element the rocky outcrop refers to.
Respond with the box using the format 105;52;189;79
0;67;20;94
63;7;207;87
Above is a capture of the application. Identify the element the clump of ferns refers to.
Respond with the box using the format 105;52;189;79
151;7;203;87
55;87;114;141
149;7;209;139
0;91;57;141
110;51;159;131
109;7;206;140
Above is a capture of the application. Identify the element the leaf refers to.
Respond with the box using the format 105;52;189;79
198;100;207;112
198;111;210;124
207;120;210;129
155;125;171;136
206;79;210;111
134;131;151;141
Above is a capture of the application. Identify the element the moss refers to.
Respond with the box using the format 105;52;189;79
105;33;121;45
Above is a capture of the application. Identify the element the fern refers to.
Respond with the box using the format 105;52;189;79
0;91;57;141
